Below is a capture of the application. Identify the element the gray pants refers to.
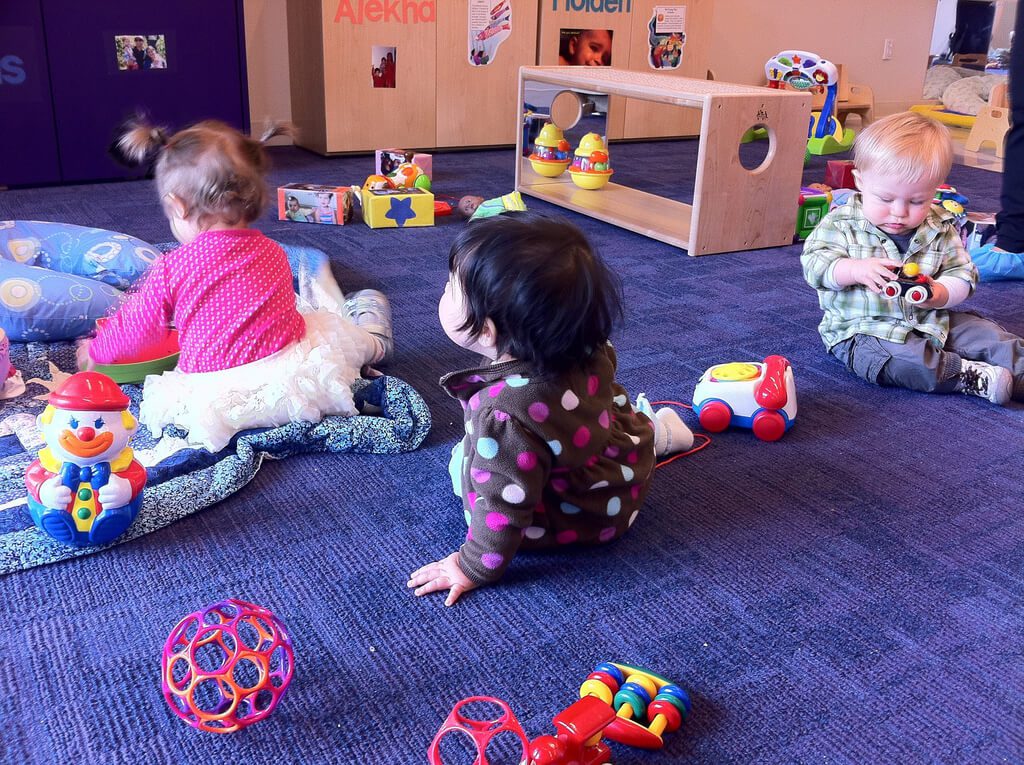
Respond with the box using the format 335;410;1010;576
830;312;1024;400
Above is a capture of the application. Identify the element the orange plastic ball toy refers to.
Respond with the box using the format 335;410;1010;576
161;599;295;733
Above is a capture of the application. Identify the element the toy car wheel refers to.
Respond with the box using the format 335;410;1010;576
906;285;929;304
882;281;901;299
697;400;732;433
752;410;786;442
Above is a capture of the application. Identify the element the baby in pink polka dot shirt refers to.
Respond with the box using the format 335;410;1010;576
408;215;691;605
90;228;304;373
84;120;386;451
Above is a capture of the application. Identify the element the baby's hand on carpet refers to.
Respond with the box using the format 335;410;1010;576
408;551;477;606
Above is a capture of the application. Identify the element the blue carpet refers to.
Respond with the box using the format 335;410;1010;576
0;140;1021;764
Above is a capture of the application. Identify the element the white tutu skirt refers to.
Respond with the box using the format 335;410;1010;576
139;309;376;452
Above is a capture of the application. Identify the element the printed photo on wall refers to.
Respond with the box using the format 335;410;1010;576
468;0;512;66
558;29;613;67
647;6;686;70
372;45;397;88
115;34;167;71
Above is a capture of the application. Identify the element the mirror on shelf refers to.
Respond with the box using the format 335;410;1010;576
521;81;609;161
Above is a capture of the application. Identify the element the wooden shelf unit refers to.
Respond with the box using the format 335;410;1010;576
515;67;812;256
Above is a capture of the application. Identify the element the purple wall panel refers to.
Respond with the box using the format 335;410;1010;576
0;2;61;187
41;0;249;183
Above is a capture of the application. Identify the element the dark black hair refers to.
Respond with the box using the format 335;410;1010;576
448;213;623;376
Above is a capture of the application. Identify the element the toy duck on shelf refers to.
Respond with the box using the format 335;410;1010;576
569;133;613;190
528;123;572;177
25;372;146;547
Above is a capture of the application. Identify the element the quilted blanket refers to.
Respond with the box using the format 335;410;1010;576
0;341;431;574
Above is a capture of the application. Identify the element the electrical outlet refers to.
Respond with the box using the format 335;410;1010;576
882;38;894;60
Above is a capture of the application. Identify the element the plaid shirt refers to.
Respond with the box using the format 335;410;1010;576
801;194;978;349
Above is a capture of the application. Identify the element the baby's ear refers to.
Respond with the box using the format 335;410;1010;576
165;193;189;221
478;318;499;351
851;169;863;191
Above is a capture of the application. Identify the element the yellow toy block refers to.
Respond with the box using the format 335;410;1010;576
362;187;435;229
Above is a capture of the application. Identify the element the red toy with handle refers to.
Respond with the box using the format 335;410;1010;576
693;355;797;441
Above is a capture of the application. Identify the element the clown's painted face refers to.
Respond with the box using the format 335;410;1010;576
38;407;137;467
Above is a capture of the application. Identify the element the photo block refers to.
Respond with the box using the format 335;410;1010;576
115;34;167;71
278;184;354;225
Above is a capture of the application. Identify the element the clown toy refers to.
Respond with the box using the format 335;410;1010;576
25;372;146;547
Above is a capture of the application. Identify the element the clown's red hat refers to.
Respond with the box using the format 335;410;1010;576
48;372;130;412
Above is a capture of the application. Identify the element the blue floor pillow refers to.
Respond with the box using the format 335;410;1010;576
0;220;160;289
0;221;161;342
0;260;124;342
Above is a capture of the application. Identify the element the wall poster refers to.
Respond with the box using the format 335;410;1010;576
468;0;512;66
647;6;685;70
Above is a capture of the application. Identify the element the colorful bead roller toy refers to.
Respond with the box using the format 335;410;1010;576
579;661;691;750
161;599;295;733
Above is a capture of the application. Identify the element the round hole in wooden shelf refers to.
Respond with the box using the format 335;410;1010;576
550;90;583;131
737;123;776;172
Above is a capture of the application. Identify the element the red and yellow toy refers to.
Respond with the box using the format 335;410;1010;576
527;695;617;765
528;123;572;178
693;355;797;442
25;371;146;547
428;662;691;765
569;133;614;190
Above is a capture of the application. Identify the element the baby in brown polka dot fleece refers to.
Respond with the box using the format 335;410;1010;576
408;214;692;605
